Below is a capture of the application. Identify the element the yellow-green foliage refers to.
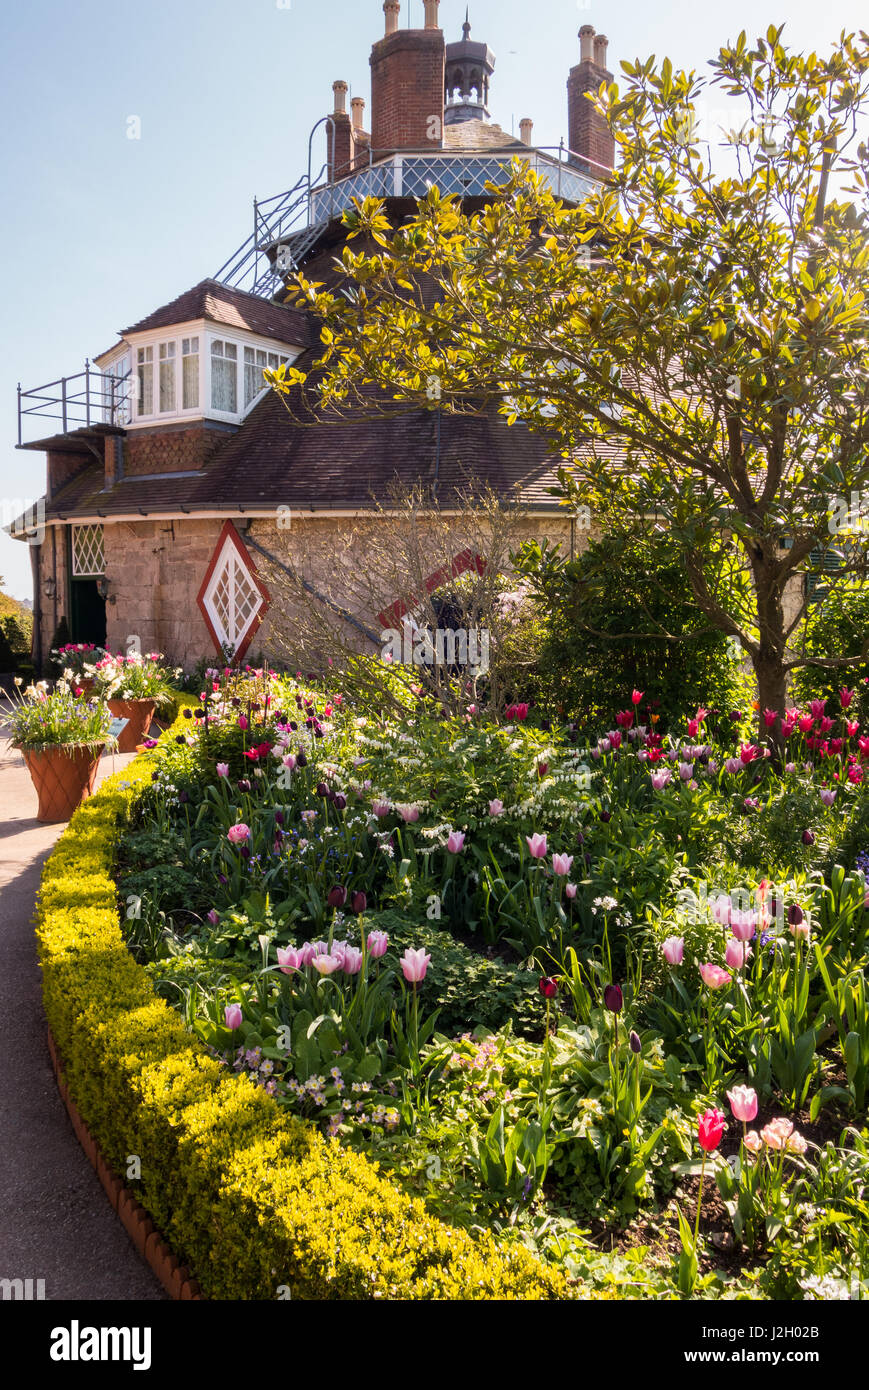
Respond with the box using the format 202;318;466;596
35;698;567;1300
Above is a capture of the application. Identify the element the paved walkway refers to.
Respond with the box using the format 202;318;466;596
0;726;164;1299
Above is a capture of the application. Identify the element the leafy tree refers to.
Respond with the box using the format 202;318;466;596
271;25;869;741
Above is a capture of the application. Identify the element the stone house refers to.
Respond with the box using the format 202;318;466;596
12;3;615;671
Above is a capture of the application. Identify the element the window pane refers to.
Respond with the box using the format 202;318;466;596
159;355;176;412
138;359;153;414
182;350;199;409
211;355;237;412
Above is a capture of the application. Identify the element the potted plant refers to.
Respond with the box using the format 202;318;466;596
51;642;106;696
92;651;180;751
8;678;117;822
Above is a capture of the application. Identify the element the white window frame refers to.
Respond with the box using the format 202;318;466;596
71;523;105;578
201;531;265;654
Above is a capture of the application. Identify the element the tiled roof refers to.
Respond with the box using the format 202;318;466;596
36;355;596;522
120;279;314;347
442;121;525;151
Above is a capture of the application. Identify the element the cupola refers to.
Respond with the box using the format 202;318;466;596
444;10;495;126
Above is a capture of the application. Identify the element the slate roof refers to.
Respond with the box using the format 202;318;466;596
120;279;313;347
442;121;525;151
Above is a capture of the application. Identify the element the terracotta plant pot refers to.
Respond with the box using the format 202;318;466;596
75;678;96;698
22;744;104;823
107;698;157;752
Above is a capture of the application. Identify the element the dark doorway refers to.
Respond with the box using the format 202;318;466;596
69;579;107;648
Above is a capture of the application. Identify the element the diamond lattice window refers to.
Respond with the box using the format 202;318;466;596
198;526;268;659
71;524;105;577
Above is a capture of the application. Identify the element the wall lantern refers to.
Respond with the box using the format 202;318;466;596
43;576;57;599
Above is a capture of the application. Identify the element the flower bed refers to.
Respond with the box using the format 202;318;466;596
95;672;869;1300
34;698;565;1300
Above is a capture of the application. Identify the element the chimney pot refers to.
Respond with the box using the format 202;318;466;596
383;1;400;36
579;24;595;63
423;0;440;28
332;80;348;115
519;117;534;146
351;96;365;130
593;34;609;68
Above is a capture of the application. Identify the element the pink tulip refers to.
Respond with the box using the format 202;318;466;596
372;799;391;818
216;763;229;778
552;853;574;876
727;1085;758;1123
631;689;644;705
488;799;504;817
678;761;693;781
743;1129;763;1153
760;1117;795;1150
565;882;578;899
763;708;778;728
841;687;855;709
227;823;251;844
342;946;364;975
447;830;466;853
725;938;751;969
730;911;756;942
398;804;420;823
810;699;827;720
820;788;836;807
700;962;732;989
224;1004;243;1030
311;954;341;976
710;894;731;925
276;946;301;975
526;833;548;859
650;770;671;790
282;754;297;770
238;715;248;731
367;930;389;958
662;936;684;965
400;947;431;983
724;757;742;774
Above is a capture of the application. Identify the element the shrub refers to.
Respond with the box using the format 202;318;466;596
791;578;869;724
515;531;752;730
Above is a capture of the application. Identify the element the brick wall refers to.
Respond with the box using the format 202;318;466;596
370;29;445;150
567;59;615;174
124;423;235;476
47;449;92;501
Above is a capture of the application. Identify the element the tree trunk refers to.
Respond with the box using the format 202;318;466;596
751;555;790;750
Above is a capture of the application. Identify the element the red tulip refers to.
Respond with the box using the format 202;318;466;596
698;1108;726;1152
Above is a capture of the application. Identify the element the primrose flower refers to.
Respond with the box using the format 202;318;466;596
700;962;731;990
698;1108;727;1152
225;1004;243;1030
551;853;574;876
401;947;431;984
727;1085;758;1123
661;936;684;965
447;830;466;854
227;823;251;844
526;833;548;859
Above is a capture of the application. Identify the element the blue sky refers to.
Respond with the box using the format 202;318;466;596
1;0;865;598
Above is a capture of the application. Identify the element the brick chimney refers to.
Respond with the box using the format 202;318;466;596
329;79;354;180
567;25;614;175
519;117;533;147
370;0;445;151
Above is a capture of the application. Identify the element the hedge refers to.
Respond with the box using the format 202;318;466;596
34;701;568;1300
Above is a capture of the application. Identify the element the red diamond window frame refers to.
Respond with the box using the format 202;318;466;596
197;521;271;663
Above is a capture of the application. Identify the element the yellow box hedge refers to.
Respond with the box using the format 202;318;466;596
35;702;568;1300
